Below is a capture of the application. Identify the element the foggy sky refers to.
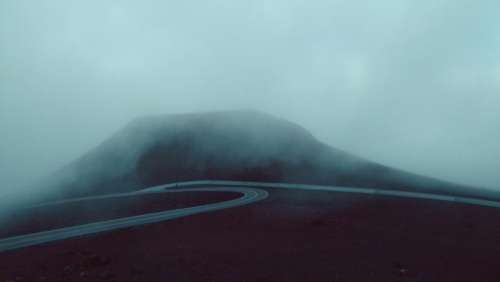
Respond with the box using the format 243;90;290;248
1;0;499;196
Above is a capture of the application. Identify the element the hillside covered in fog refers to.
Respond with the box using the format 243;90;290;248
42;110;483;200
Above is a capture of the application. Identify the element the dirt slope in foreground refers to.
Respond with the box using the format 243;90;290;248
2;188;500;282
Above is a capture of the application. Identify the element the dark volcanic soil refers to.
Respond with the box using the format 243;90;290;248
2;188;500;282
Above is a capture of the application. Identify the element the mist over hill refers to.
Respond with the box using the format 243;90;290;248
39;110;491;200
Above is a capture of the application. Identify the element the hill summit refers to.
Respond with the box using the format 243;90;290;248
46;110;473;199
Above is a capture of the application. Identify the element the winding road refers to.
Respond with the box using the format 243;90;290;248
1;180;500;253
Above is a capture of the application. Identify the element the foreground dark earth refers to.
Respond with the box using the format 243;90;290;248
2;188;500;282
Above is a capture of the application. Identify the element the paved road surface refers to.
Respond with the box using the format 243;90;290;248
2;180;500;252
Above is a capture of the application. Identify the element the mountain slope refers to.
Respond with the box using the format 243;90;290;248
42;110;488;200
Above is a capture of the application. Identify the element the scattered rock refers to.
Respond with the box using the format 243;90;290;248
79;271;88;278
63;265;74;273
81;254;111;268
393;261;410;276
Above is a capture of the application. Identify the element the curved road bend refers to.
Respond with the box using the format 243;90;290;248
1;180;500;252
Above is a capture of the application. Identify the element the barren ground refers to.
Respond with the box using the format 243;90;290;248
2;188;500;282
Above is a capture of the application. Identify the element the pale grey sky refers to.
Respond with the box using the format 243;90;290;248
1;0;499;195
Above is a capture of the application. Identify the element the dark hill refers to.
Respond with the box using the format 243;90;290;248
43;110;490;199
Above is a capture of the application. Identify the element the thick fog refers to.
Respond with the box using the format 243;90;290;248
1;0;499;198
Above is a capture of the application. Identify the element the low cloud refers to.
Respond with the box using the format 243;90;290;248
1;0;499;199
